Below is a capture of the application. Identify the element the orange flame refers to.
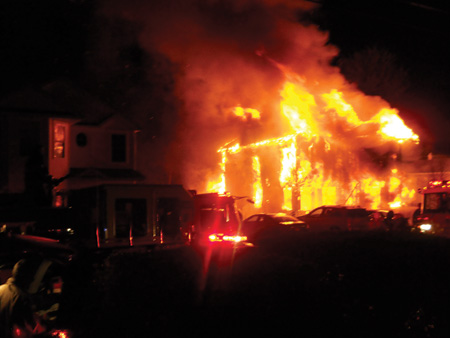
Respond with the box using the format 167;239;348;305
280;81;319;138
321;89;362;126
280;140;297;210
374;108;419;143
206;148;227;194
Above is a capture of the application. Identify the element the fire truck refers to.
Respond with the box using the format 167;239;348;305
189;192;249;246
416;180;450;235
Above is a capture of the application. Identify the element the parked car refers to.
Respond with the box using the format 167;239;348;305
31;207;76;242
0;206;76;243
241;213;309;244
0;232;76;337
297;205;370;232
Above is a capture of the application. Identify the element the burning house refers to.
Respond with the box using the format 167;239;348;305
99;0;424;218
208;76;420;217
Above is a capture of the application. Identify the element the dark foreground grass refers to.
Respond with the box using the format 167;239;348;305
59;231;450;338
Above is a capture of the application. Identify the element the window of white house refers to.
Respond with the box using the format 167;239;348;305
115;198;147;238
53;124;65;158
111;134;126;162
76;132;87;147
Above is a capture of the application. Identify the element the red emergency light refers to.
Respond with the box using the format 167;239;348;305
208;233;248;243
421;180;450;192
50;330;71;338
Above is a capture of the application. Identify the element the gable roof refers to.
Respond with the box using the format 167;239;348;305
43;79;141;130
41;79;116;124
0;79;140;130
0;87;81;120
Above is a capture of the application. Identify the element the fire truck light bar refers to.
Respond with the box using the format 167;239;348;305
422;180;450;191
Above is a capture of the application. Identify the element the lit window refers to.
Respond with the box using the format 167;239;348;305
54;125;65;158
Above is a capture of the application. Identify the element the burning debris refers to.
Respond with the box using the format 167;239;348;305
100;0;421;215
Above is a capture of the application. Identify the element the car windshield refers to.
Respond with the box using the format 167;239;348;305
273;215;298;222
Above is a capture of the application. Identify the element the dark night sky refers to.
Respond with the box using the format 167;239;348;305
0;0;91;91
1;0;449;152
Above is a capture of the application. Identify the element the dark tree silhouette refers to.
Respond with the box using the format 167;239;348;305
337;46;410;103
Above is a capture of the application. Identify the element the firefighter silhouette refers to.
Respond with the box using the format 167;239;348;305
385;210;394;231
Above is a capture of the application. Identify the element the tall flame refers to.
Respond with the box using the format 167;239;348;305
207;148;227;194
252;156;263;208
280;140;297;210
280;81;319;138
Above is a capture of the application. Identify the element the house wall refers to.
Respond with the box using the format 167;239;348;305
69;124;134;169
103;185;193;241
68;184;194;248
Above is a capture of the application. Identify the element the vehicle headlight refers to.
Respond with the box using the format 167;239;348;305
418;223;432;232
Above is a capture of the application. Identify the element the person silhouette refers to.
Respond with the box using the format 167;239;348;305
385;210;394;232
0;259;46;338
